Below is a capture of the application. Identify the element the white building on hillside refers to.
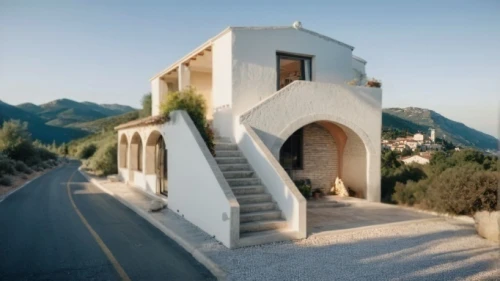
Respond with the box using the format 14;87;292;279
114;23;382;248
413;133;424;143
402;155;430;165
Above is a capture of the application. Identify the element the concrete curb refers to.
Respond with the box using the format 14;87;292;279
0;165;64;203
77;168;227;281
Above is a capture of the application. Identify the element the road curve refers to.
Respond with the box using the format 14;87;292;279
0;162;214;281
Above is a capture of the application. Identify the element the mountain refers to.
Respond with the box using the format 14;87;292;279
383;107;498;150
17;102;43;114
16;99;136;127
67;110;140;133
82;102;135;116
0;100;88;144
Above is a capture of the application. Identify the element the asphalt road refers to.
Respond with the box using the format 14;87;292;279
0;163;215;281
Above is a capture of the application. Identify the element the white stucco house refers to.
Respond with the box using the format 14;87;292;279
115;22;382;248
401;155;430;165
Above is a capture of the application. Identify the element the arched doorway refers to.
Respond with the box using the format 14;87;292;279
119;134;128;168
145;131;168;196
130;132;143;171
278;121;367;198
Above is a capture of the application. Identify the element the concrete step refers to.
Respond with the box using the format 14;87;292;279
240;202;276;213
227;177;260;186
214;137;231;144
218;163;251;172
215;150;242;157
215;157;247;164
240;210;282;223
238;229;301;248
231;185;265;195
240;219;288;233
214;143;238;151
222;170;254;179
236;193;272;204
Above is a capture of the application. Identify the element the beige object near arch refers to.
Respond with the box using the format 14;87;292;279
332;176;349;197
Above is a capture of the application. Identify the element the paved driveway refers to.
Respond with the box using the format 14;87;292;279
308;196;436;235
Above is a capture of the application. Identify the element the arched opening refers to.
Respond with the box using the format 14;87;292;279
119;134;128;168
145;131;168;195
130;132;143;172
278;121;367;198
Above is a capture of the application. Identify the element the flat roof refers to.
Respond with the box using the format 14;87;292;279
150;25;357;81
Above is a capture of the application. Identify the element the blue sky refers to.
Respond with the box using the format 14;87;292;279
0;0;499;137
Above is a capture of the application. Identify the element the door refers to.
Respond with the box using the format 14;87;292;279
155;136;167;196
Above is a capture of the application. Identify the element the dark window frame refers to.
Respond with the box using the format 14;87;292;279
276;52;313;90
279;128;304;170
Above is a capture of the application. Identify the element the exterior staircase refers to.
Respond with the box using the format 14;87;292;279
214;139;289;243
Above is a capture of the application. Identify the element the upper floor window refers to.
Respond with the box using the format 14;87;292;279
277;52;312;90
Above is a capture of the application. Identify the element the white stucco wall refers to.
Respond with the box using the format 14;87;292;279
240;81;382;202
151;77;169;116
191;71;213;120
231;28;354;123
352;56;367;83
340;125;368;197
212;31;233;139
116;111;240;248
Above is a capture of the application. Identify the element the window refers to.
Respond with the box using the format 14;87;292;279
280;128;303;170
277;53;312;90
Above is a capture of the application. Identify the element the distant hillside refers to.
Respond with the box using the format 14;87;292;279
67;110;140;133
16;98;136;127
383;107;498;150
0;100;88;144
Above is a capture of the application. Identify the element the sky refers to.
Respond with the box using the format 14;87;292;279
0;0;499;137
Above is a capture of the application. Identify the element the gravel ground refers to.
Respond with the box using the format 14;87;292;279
200;219;499;281
97;180;499;280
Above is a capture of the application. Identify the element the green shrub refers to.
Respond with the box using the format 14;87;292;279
423;163;497;215
381;162;426;203
392;180;428;206
35;147;57;162
0;120;34;162
78;143;97;159
36;162;50;170
0;176;12;186
0;153;16;175
294;179;312;199
160;87;215;155
87;143;117;176
14;161;32;175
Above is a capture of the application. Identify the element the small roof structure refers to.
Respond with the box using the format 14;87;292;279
115;115;169;130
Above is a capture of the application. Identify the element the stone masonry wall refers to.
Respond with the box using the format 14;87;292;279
288;123;338;193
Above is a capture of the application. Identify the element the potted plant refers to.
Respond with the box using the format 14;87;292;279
312;188;322;199
293;179;312;199
366;78;382;88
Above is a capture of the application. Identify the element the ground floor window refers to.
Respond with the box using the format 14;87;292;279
280;128;303;170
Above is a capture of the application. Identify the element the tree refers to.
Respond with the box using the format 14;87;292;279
140;93;152;117
160;87;214;155
382;151;401;170
401;147;413;157
0;120;35;162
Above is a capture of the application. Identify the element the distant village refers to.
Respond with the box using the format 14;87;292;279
381;129;460;165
